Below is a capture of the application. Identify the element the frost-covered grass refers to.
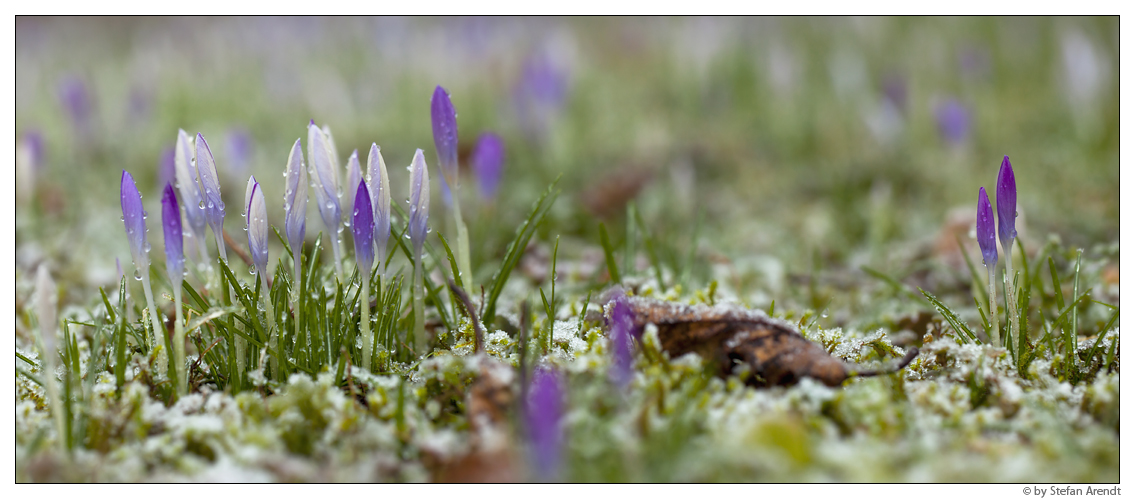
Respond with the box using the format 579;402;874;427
15;17;1118;483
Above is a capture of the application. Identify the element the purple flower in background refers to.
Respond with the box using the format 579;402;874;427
283;138;307;257
162;183;184;289
120;170;150;270
408;149;431;256
352;180;375;274
881;72;907;112
996;156;1017;251
226;127;253;176
513;53;569;141
976;187;997;269
935;98;970;146
471;133;505;200
367;143;391;275
195;133;228;260
21;130;45;170
607;292;635;389
58;75;92;132
245;176;269;279
526;368;565;481
431;85;460;187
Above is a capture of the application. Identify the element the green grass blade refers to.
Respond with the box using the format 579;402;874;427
1087;307;1119;362
484;176;561;323
599;222;621;285
861;266;920;301
436;232;464;291
1049;256;1065;312
632;206;665;288
919;287;978;344
956;235;988;307
577;290;592;337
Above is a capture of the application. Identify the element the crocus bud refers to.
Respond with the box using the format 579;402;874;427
120;170;150;270
345;149;362;226
352;180;375;274
36;265;58;355
471;133;505;200
245;176;269;278
175;130;208;251
431;85;459;186
162;183;184;289
526;368;564;481
367;143;391;270
996;156;1017;251
408;149;431;255
975;187;997;268
607;292;635;389
307;121;342;233
195;133;226;240
283;138;307;256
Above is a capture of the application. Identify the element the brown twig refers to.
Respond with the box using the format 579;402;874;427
448;280;484;354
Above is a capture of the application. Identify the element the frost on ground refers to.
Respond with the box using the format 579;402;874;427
14;285;1119;482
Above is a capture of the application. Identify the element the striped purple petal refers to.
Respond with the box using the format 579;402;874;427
996;156;1017;250
162;183;184;287
976;187;997;269
352;180;375;273
120;170;149;270
431;85;460;186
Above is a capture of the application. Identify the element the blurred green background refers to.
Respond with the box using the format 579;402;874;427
15;16;1118;304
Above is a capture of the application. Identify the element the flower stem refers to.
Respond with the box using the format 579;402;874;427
452;191;473;295
262;273;278;382
360;277;372;371
173;285;186;396
1003;246;1020;359
986;267;1000;348
293;251;306;371
330;235;344;282
412;253;426;357
139;271;168;376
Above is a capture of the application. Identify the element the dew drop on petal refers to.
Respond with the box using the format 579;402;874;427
133;269;142;280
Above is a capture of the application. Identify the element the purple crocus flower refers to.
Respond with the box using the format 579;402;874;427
470;133;505;200
514;53;569;141
195;133;228;261
120;170;150;270
526;367;565;481
162;183;184;288
21;130;45;170
174;130;209;261
307;121;342;237
226;127;253;176
58;75;92;132
996;156;1017;251
935;98;970;146
367;143;391;275
976;187;997;268
431;85;460;187
408;149;430;256
345;149;362;229
283;138;307;257
607;292;635;389
245;176;269;279
352;180;375;275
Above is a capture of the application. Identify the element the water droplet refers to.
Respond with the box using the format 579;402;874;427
120;216;125;222
249;266;257;275
207;201;214;209
133;269;142;280
144;243;151;253
426;227;432;233
325;201;334;211
283;171;289;177
199;200;206;210
404;233;411;239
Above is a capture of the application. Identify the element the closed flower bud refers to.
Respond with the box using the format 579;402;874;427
174;130;208;251
307;121;342;233
352;180;375;274
245;176;269;278
345;149;362;226
120;170;149;270
976;187;997;268
195;133;226;236
996;155;1017;251
408;149;431;255
283;138;307;256
607;292;635;389
162;183;184;288
367;143;391;270
431;85;460;186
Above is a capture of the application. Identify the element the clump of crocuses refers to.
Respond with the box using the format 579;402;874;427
974;155;1019;350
